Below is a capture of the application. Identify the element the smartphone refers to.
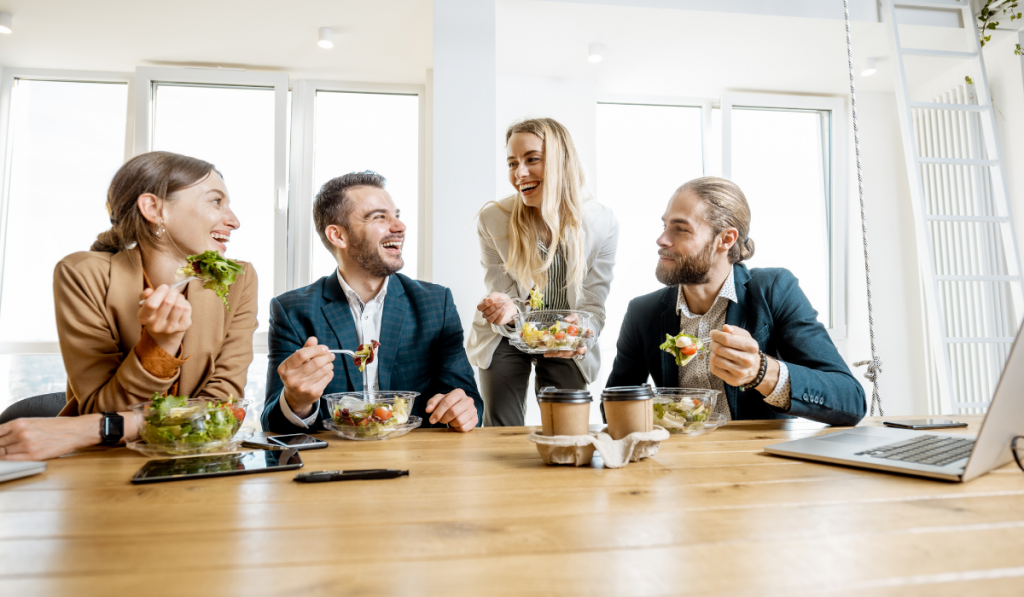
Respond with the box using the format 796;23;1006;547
243;434;328;451
131;449;303;484
268;433;329;449
882;419;968;430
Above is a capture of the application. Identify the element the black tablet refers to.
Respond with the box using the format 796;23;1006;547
131;449;303;484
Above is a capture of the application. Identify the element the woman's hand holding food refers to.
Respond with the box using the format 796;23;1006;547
543;313;588;359
425;389;478;432
279;337;336;419
709;325;779;395
138;284;192;355
477;292;518;326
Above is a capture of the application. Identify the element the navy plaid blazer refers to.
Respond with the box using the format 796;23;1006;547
606;264;866;427
261;272;483;433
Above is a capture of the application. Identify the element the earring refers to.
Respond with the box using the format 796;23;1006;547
155;221;166;238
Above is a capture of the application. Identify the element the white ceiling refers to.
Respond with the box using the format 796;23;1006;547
0;0;433;82
0;0;990;97
496;0;976;99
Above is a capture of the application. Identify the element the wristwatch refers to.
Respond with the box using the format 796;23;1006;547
99;412;124;446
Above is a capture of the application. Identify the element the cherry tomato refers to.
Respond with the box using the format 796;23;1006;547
375;407;393;421
358;418;371;426
231;407;246;422
681;345;698;356
554;332;566;341
566;325;579;336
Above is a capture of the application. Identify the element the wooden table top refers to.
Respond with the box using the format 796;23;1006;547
1;415;1022;596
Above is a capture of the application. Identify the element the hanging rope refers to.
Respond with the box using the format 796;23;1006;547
843;0;884;416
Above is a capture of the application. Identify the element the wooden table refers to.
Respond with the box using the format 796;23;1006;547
1;415;1022;596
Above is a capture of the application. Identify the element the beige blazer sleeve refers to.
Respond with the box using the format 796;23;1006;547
189;263;258;401
54;254;175;414
576;202;620;338
477;211;523;341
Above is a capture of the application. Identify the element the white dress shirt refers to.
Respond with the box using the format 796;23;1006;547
676;269;791;420
280;270;389;428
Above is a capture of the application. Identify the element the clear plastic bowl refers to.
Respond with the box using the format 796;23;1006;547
652;388;722;434
129;396;251;456
323;391;421;441
509;310;598;355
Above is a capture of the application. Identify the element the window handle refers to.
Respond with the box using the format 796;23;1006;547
276;188;287;215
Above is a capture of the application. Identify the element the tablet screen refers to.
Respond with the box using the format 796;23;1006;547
131;449;303;483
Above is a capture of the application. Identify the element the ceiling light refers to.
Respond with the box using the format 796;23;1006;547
860;57;877;77
588;43;603;63
0;13;12;35
318;27;334;49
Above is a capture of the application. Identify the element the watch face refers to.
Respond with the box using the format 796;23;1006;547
103;414;125;443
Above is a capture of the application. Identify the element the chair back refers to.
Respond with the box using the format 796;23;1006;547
0;392;67;424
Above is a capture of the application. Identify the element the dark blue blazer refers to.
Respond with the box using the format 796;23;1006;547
606;264;866;426
261;272;483;433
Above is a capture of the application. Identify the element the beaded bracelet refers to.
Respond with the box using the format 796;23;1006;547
739;351;768;392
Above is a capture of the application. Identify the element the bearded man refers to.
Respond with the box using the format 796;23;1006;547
261;171;482;434
605;177;865;426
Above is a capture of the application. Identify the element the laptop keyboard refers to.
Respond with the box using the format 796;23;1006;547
854;434;975;467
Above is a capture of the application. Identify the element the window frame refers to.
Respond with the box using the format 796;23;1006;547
720;91;849;344
596;94;714;176
288;80;427;288
0;68;134;355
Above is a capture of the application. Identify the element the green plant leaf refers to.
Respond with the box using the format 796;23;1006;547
965;76;974;85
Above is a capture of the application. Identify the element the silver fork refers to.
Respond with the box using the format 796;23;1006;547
137;276;201;306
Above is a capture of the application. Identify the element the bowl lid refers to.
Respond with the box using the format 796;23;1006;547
601;385;655;401
536;386;592;403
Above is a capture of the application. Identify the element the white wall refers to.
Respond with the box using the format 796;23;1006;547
844;92;928;416
431;0;496;329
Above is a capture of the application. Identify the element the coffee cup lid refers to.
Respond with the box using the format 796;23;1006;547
537;387;593;403
601;384;655;401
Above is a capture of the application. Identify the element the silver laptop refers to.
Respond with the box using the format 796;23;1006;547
765;324;1024;482
0;460;46;483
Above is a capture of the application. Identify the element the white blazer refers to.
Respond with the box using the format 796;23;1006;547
467;194;620;383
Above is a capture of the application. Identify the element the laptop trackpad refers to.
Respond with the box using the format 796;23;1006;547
819;433;880;445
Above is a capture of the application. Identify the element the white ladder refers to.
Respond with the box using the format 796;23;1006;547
883;0;1024;414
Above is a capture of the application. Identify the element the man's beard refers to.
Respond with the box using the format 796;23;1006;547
655;237;716;286
349;230;404;278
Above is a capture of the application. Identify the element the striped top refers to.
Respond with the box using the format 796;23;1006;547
537;239;570;310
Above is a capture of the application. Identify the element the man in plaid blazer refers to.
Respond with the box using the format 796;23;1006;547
261;171;482;434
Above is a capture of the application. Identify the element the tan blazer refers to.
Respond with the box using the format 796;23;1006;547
467;195;619;383
53;247;258;415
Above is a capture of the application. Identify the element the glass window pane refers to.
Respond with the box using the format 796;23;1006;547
0;80;127;342
585;103;704;418
0;355;68;415
730;108;831;327
311;91;419;282
152;83;276;332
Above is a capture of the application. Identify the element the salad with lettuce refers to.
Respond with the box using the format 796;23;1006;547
653;396;711;433
138;393;246;447
660;332;705;367
353;340;380;372
331;396;411;439
528;285;545;310
520;319;593;351
177;250;245;310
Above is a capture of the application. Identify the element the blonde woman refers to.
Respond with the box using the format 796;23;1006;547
468;118;619;426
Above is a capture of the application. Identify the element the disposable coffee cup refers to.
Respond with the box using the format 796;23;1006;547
537;387;592;437
602;385;655;440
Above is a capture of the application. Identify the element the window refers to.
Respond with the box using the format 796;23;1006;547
151;82;278;333
0;79;128;343
309;91;420;282
722;92;847;335
585;102;705;420
0;77;128;405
